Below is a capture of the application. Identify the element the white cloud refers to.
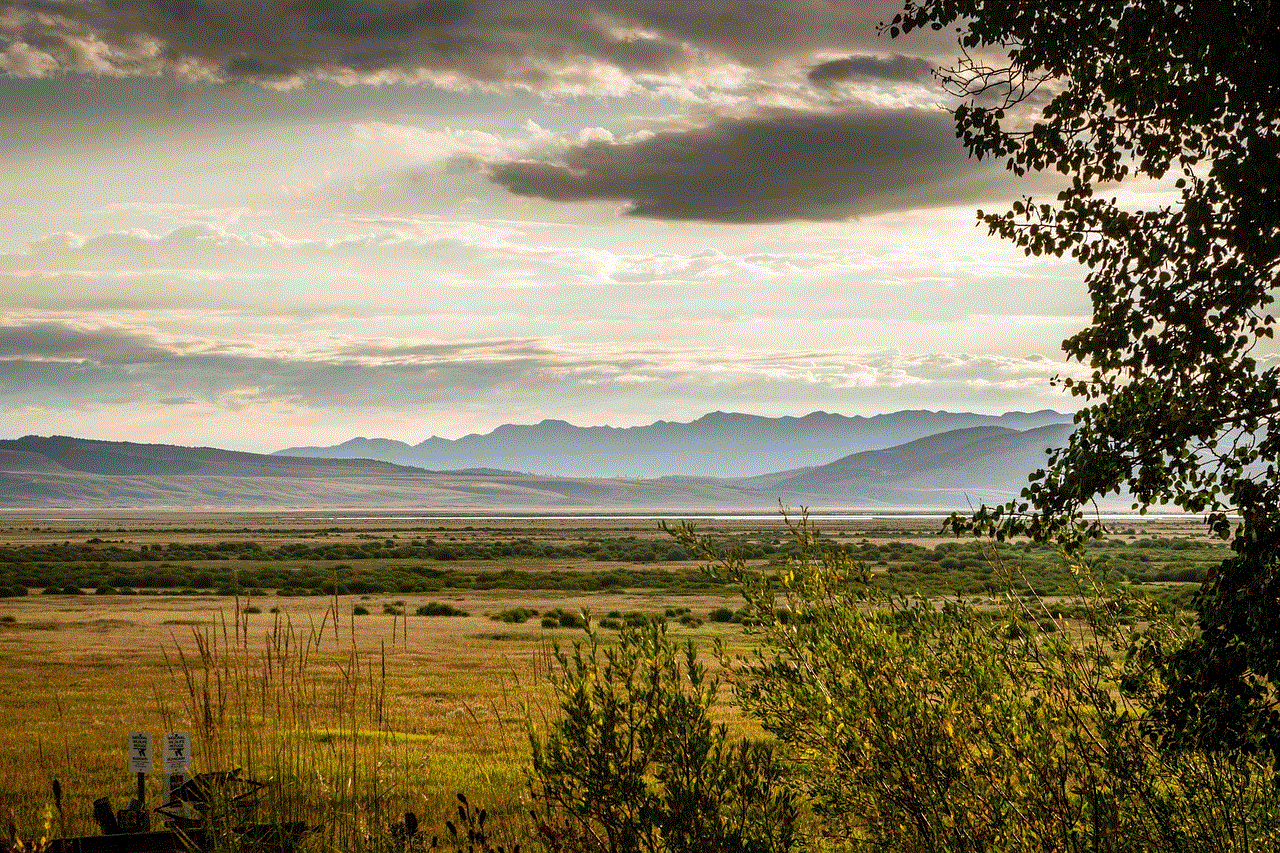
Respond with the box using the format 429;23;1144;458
350;122;514;162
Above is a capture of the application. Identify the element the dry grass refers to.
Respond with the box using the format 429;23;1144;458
0;583;747;846
0;511;1207;848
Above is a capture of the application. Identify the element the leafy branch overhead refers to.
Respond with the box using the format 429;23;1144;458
892;1;1280;752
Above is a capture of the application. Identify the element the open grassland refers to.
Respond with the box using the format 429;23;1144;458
0;511;1220;847
0;585;764;843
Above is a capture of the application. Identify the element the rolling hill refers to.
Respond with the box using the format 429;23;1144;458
755;423;1075;507
0;421;1079;510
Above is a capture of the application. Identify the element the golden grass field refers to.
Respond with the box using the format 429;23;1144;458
0;510;1208;847
0;512;803;845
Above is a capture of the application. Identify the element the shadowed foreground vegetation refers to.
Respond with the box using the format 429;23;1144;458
1;513;1267;852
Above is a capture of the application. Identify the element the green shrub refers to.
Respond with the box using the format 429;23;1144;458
491;606;538;624
668;515;1280;853
622;611;652;627
352;605;369;616
540;608;587;630
243;605;261;614
529;620;797;853
416;601;468;617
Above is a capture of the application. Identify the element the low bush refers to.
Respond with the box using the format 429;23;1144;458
416;601;468;617
539;608;586;630
529;620;797;853
491;606;538;624
621;611;653;628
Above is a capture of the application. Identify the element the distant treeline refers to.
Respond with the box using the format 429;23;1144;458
1;535;714;564
0;534;1222;609
0;563;724;597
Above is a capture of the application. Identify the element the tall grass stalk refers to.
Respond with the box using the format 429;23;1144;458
158;601;417;852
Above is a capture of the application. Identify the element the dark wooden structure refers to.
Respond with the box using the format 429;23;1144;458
50;771;313;853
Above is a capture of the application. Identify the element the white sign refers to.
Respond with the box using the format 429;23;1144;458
163;732;191;774
128;732;153;774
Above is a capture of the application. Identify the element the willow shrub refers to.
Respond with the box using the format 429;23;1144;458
527;617;797;853
668;516;1280;853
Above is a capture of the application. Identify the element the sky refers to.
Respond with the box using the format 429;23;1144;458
0;0;1123;453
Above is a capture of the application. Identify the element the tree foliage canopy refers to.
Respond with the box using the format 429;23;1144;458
892;1;1280;751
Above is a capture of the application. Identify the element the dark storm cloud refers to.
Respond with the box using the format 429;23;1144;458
808;54;935;85
487;106;1006;223
297;0;474;38
0;1;936;89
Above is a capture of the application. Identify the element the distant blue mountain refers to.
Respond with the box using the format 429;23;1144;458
0;422;1084;510
275;409;1073;478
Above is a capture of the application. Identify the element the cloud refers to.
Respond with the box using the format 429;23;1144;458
0;316;1082;398
350;121;516;163
0;214;1084;338
0;320;174;363
0;219;528;277
0;316;1082;450
0;1;940;93
808;54;935;85
488;105;1017;222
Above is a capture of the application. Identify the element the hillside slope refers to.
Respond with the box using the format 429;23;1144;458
762;423;1075;507
0;425;1077;510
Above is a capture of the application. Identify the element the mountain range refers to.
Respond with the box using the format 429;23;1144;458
0;412;1079;510
275;409;1072;478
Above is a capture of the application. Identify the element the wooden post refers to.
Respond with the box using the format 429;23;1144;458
128;732;153;823
163;732;191;803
